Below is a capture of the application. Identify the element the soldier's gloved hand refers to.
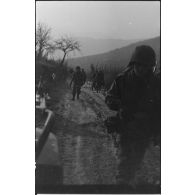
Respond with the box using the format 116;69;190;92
106;97;121;111
104;116;120;134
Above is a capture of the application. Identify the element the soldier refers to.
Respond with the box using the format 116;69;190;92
99;70;105;90
91;70;98;91
70;66;83;100
95;70;101;93
81;68;87;86
105;45;161;185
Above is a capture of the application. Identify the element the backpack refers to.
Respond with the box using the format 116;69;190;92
74;71;83;85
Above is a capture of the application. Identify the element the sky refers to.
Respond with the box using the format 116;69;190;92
36;1;160;40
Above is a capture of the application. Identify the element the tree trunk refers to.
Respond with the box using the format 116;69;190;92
37;46;43;60
60;52;66;66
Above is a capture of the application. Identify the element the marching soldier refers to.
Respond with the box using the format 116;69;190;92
105;45;161;185
70;66;84;100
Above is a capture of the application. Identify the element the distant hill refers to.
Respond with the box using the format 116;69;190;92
72;37;141;57
54;37;141;59
67;36;160;72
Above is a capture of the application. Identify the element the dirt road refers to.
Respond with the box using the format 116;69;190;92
49;82;160;185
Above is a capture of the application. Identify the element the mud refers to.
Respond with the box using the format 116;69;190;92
48;82;160;186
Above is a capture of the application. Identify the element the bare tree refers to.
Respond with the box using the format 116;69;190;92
55;36;81;66
42;43;56;60
36;22;52;60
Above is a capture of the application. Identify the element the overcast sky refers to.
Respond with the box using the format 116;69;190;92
36;1;160;40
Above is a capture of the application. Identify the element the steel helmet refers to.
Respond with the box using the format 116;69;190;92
129;45;156;67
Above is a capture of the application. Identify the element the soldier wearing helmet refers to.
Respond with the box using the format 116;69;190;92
105;45;161;185
70;66;84;100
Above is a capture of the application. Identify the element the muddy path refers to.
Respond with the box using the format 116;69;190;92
48;82;160;186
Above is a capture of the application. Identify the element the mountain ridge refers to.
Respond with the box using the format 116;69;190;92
67;36;160;71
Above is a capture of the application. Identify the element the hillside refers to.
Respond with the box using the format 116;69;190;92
53;37;141;59
67;36;160;72
72;37;141;57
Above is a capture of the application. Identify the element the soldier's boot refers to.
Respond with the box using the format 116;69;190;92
72;85;77;100
72;93;75;101
77;87;81;99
